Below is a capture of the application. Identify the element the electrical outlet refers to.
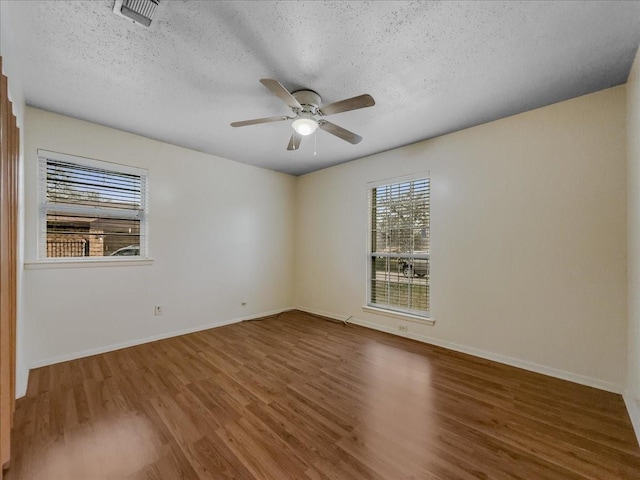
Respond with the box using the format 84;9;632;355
398;325;408;332
154;305;162;316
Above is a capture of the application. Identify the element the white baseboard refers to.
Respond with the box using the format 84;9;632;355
26;306;295;373
295;306;623;394
623;392;640;446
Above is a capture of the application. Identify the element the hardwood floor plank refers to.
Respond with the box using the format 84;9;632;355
236;410;311;475
429;383;640;478
6;311;640;479
182;382;242;429
244;399;337;468
309;452;387;480
191;433;257;480
215;421;294;480
180;435;251;480
156;441;201;480
149;393;203;449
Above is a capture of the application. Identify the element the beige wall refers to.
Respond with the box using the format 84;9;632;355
22;108;296;379
627;48;640;436
296;86;628;392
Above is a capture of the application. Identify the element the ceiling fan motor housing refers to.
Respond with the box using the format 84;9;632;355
292;90;321;115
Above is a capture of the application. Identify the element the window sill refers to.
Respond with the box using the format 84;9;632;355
24;258;154;269
362;305;435;326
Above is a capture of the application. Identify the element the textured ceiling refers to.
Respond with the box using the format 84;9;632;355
3;1;640;175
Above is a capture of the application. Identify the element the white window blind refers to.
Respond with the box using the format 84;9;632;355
369;176;430;317
38;151;148;260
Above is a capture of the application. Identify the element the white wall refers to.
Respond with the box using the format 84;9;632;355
295;86;628;393
626;48;640;440
22;108;296;371
1;0;28;398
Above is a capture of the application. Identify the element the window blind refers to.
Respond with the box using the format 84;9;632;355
39;152;148;259
369;176;430;317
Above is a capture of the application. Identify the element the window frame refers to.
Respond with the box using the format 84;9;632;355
365;172;431;322
37;149;150;264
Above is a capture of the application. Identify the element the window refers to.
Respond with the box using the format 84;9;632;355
368;175;430;318
38;150;148;260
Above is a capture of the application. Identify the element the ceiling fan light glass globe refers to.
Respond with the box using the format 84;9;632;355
292;114;318;136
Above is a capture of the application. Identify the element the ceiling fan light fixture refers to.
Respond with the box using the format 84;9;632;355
292;113;318;136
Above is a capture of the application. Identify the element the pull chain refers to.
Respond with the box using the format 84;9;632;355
314;130;317;156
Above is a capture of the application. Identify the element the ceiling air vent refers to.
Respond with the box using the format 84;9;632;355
113;0;159;28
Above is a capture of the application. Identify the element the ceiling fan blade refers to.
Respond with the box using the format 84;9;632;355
230;115;290;127
319;94;375;116
287;132;302;151
318;120;362;144
260;79;302;110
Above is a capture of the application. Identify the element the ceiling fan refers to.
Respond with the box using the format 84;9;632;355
231;79;375;151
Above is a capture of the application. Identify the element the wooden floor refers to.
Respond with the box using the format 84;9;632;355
6;310;640;479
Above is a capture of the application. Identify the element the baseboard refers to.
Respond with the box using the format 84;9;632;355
295;306;623;394
623;392;640;446
27;306;295;372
